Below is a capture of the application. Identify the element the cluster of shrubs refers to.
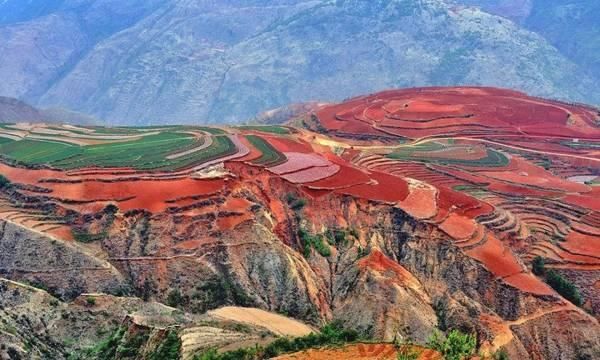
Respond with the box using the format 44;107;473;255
532;256;583;306
298;227;331;258
285;192;307;212
71;327;180;360
426;329;477;360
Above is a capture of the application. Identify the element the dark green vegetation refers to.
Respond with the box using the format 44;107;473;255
427;329;477;360
545;270;583;307
532;256;545;276
149;331;181;360
166;288;185;308
71;229;108;243
246;135;286;166
0;174;11;189
285;192;307;212
0;139;80;164
0;128;237;171
193;321;359;360
531;256;583;306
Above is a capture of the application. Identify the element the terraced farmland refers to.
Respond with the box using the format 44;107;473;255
0;87;599;360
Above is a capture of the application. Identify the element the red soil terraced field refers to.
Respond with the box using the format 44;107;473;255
316;87;600;141
1;87;600;342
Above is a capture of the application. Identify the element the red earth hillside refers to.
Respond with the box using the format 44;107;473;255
0;87;598;359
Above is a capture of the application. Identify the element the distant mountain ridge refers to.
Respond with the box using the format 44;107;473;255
0;0;598;124
0;96;96;124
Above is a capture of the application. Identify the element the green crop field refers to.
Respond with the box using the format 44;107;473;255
237;125;290;135
0;126;239;171
50;132;197;170
387;141;509;168
246;135;286;166
0;139;81;164
153;135;237;171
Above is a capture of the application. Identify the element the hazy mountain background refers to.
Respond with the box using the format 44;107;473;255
0;0;598;125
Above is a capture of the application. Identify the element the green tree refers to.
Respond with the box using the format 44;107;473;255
427;329;476;360
0;175;10;189
545;270;583;306
532;256;545;276
493;348;509;360
166;288;185;307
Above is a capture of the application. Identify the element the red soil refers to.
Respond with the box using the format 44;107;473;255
47;225;75;241
487;182;563;198
563;231;600;257
439;213;478;240
481;157;590;193
464;233;523;278
337;171;409;203
51;178;225;213
396;183;438;220
358;250;414;285
0;162;68;185
563;188;600;211
217;197;254;230
316;87;600;140
503;273;555;296
437;187;488;217
304;163;371;189
265;136;313;153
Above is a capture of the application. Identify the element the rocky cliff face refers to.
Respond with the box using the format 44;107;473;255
1;162;597;359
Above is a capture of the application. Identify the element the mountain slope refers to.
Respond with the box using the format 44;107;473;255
0;96;45;122
0;0;164;101
207;0;598;122
460;0;600;84
0;96;97;124
0;0;598;124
